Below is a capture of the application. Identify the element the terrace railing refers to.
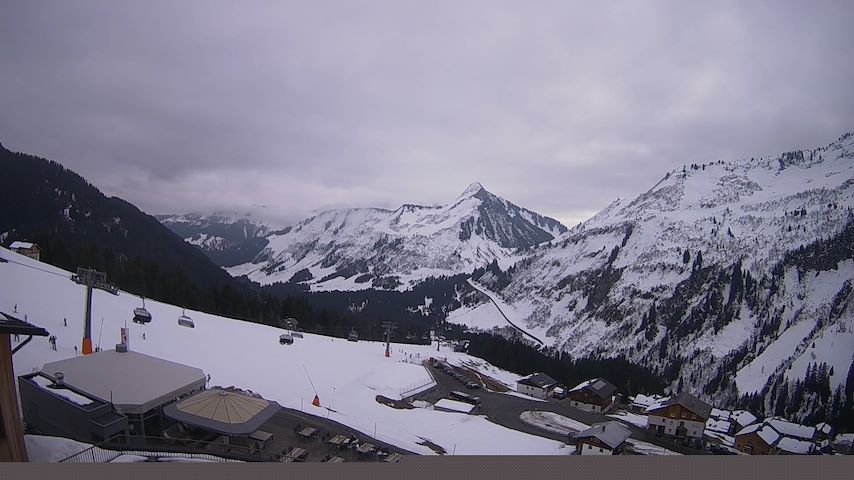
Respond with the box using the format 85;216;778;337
59;435;282;463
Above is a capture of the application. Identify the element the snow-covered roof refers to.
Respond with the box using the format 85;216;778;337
755;425;781;446
735;423;762;436
731;410;757;428
42;349;206;415
775;437;814;454
568;377;617;399
815;422;832;435
705;418;731;434
765;418;816;441
30;374;98;407
435;398;475;413
9;241;34;249
574;421;632;449
630;393;664;408
710;408;731;420
645;391;712;419
518;372;558;389
736;423;782;447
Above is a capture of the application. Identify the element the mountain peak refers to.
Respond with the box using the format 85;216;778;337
459;182;485;198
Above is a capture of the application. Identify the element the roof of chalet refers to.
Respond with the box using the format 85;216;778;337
710;408;731;420
574;421;632;450
629;393;665;408
815;422;832;435
0;311;49;337
569;377;618;399
735;423;781;446
775;437;814;454
765;417;816;441
705;418;732;434
645;391;713;420
9;241;36;249
731;410;758;428
518;373;558;389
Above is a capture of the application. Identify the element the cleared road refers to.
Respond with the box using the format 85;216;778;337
415;362;706;455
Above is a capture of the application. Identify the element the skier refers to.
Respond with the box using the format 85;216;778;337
63;317;67;327
142;332;146;340
13;304;17;313
73;345;78;356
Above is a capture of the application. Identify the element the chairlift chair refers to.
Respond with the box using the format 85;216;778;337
133;297;152;324
178;308;195;328
347;328;359;342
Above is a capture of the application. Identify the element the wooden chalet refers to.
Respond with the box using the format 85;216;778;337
572;421;632;456
645;391;712;448
8;242;41;261
566;377;617;413
516;373;558;400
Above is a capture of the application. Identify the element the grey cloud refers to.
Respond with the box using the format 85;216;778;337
1;1;852;227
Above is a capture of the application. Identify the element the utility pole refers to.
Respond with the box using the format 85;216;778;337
71;267;118;355
382;321;397;357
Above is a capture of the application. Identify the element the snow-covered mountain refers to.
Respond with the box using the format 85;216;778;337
225;183;567;290
453;133;854;420
0;247;569;456
157;209;284;267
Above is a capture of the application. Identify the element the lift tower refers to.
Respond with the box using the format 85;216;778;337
71;267;118;354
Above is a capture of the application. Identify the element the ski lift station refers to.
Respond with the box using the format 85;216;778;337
21;349;206;440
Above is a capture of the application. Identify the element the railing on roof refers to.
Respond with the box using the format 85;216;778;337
59;435;283;463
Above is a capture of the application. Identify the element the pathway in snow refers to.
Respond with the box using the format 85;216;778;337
467;280;544;345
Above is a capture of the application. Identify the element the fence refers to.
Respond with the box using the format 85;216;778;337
59;435;281;463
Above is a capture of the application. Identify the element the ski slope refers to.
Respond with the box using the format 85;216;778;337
0;247;569;456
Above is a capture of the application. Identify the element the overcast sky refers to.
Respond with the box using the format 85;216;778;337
2;1;853;227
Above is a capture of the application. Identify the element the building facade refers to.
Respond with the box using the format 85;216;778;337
516;373;558;400
567;378;617;413
9;242;41;261
646;392;711;448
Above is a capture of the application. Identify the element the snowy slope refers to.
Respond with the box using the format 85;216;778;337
0;247;569;456
225;183;566;291
448;132;854;414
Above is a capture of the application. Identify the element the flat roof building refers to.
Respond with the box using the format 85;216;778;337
40;349;206;436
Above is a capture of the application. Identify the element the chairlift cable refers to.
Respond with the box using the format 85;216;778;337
302;364;318;396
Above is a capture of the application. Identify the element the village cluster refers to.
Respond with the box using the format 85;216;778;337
505;370;851;456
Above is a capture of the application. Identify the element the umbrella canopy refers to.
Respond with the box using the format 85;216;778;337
164;388;281;436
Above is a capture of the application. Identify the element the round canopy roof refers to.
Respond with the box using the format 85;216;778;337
164;388;281;436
